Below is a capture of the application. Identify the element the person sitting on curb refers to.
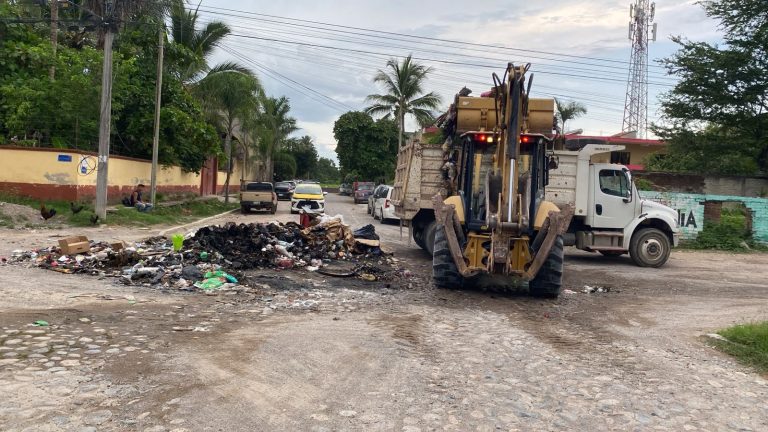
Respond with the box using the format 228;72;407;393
130;184;153;212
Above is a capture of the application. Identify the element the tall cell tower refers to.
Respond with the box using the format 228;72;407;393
622;0;657;138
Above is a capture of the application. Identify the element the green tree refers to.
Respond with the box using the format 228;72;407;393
365;55;441;148
554;97;587;134
195;71;262;201
273;151;297;180
333;111;398;181
283;135;318;179
314;156;340;182
651;0;768;174
167;0;249;84
252;95;297;181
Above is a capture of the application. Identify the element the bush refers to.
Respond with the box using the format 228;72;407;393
634;178;656;191
689;208;752;250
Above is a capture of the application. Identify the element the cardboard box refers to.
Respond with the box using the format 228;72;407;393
109;240;126;251
58;236;90;255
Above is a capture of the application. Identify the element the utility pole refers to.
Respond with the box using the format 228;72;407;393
150;26;164;205
94;16;114;221
49;0;58;80
622;0;657;139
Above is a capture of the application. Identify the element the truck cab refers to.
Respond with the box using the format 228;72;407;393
547;144;680;267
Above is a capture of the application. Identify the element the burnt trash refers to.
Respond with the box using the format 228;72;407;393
9;216;401;293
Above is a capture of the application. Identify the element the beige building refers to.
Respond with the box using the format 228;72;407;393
563;135;666;171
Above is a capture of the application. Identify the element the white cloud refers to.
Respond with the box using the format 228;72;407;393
200;0;724;146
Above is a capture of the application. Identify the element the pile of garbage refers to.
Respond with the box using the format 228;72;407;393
6;215;392;292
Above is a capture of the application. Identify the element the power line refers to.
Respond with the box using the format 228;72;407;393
226;33;675;87
197;14;676;82
203;19;677;84
221;46;353;112
196;5;669;71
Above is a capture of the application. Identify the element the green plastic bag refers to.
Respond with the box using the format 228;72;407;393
194;277;225;291
204;270;237;283
33;320;49;327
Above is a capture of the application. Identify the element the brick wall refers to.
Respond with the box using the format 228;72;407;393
635;172;768;197
640;191;768;243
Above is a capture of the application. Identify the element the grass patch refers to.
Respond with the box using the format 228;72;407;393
0;192;237;227
70;199;238;226
712;322;768;374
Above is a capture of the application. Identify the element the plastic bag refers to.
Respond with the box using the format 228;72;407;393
353;224;379;240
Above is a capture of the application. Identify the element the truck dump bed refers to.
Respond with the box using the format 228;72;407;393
545;151;578;208
391;141;444;221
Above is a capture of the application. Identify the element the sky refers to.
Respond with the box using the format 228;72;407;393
197;0;723;162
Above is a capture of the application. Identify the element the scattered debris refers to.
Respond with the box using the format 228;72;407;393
9;219;400;294
583;285;611;293
704;333;729;342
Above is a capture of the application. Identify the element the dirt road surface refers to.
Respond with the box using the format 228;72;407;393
1;193;767;431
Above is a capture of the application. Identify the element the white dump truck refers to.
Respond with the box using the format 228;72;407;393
546;144;680;267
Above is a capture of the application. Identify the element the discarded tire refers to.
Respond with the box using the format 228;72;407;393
432;223;463;289
528;235;564;298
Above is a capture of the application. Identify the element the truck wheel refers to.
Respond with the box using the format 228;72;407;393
241;206;248;214
528;235;564;298
412;225;426;249
423;220;437;256
629;228;671;267
433;223;463;289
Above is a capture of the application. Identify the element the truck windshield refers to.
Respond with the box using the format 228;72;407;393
357;184;373;191
245;183;272;191
275;182;291;188
599;170;630;198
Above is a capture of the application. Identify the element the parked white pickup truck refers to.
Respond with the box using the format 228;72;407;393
546;144;680;267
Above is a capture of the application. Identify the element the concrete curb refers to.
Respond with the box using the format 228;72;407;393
158;208;239;236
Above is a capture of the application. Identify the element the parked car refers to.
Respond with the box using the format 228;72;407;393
239;182;277;214
274;181;295;200
374;185;399;223
339;183;352;196
368;184;389;215
353;182;374;204
290;183;327;214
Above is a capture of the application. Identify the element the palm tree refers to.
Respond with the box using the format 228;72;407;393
252;95;298;181
168;0;250;84
554;97;587;134
365;55;441;148
195;71;262;202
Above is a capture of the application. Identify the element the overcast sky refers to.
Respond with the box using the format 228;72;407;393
197;0;722;162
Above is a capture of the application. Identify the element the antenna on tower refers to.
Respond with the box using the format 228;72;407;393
622;0;656;139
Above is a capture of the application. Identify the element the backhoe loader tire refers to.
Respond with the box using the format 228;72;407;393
528;235;564;298
432;223;463;289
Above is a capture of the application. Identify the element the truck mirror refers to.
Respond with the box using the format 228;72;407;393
547;156;559;170
622;170;633;203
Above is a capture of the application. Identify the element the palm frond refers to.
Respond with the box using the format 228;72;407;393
408;92;442;110
194;21;231;57
365;104;395;117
